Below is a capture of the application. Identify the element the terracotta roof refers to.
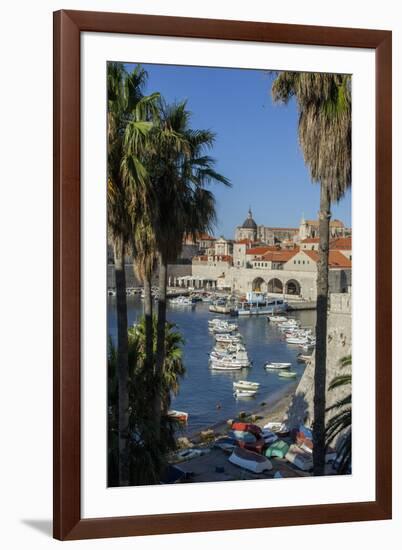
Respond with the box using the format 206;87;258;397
246;246;278;256
303;250;352;268
301;238;320;244
330;237;352;250
262;248;299;262
235;239;254;245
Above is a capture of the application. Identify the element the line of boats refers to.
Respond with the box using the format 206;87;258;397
208;319;258;398
207;318;306;398
267;315;316;351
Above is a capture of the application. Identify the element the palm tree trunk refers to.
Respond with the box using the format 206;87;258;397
114;236;129;485
154;253;168;438
313;184;331;475
143;273;154;378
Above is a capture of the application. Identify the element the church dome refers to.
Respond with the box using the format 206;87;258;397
242;208;257;229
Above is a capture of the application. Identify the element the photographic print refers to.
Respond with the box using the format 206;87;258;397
107;62;352;487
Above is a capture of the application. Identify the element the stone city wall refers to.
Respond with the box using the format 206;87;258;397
286;291;352;445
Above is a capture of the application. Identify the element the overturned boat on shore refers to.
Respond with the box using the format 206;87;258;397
229;447;272;473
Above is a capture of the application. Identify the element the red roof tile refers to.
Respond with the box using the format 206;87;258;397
303;250;352;268
301;238;320;244
246;246;278;256
330;237;352;250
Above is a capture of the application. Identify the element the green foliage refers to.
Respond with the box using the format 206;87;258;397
325;355;352;474
271;71;351;203
108;317;185;486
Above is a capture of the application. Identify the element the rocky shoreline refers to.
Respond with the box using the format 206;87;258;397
177;382;297;448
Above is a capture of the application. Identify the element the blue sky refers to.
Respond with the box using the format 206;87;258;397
125;62;351;239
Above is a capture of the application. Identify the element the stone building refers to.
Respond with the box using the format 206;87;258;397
224;248;351;299
235;208;258;242
235;208;299;246
299;214;347;241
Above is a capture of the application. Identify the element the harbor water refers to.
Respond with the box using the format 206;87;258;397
108;296;316;434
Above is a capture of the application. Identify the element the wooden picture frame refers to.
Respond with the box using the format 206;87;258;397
53;9;392;540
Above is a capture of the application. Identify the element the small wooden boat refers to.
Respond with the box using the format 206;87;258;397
175;448;209;461
267;315;288;323
265;440;290;459
167;410;189;423
211;364;242;371
214;437;237;452
229;447;272;473
261;428;278;444
265;362;291;370
285;444;313;471
215;333;242;344
278;371;297;379
286;336;308;345
234;389;257;398
233;380;260;391
263;421;290;437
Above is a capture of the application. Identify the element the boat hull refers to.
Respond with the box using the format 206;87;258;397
229;448;272;473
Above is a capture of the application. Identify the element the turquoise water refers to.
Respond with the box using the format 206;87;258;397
108;296;316;433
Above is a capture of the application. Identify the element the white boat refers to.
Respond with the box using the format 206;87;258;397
210;361;243;371
300;343;315;351
261;428;279;444
278;370;297;379
210;323;238;334
170;296;195;306
285;444;313;471
286;336;309;345
234;388;257;398
175;448;209;461
215;333;242;344
264;421;289;436
211;353;250;369
229;447;273;473
167;410;189;422
208;318;223;326
267;315;288;323
264;362;291;370
233;380;260;390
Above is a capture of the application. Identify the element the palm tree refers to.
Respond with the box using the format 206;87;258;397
325;355;352;474
271;72;351;475
108;317;185;485
148;101;230;438
107;62;159;484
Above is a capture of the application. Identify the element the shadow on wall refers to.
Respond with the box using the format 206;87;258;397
286;392;310;430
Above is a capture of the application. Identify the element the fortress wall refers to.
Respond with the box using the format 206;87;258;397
286;291;352;443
